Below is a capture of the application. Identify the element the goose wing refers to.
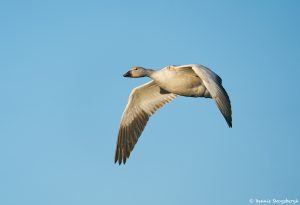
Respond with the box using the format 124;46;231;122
115;81;177;164
176;64;232;127
192;64;232;127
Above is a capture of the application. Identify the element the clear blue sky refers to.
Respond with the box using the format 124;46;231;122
0;1;299;205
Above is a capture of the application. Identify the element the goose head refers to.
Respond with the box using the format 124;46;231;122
123;67;149;78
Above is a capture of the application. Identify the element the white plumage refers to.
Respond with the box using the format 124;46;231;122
115;64;232;164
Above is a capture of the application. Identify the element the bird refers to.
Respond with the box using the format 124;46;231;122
115;64;232;165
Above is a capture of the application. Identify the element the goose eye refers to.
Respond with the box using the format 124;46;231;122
134;68;138;70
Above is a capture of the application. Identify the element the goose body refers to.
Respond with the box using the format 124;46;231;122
115;64;232;164
150;65;210;97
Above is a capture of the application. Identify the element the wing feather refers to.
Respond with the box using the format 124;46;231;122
190;64;232;127
115;81;177;164
175;64;232;127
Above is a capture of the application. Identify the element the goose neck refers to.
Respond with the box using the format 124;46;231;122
145;69;155;77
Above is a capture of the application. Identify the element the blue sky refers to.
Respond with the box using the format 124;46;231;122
0;0;300;205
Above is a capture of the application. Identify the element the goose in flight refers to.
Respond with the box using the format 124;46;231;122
115;64;232;164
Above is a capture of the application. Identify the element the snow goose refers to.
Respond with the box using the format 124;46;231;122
115;64;232;164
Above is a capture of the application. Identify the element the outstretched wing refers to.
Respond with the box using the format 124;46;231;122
115;81;177;164
176;64;232;127
191;64;232;127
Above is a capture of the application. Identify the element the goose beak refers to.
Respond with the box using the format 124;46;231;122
123;71;131;77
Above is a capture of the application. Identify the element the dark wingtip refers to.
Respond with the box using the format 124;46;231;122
114;157;119;165
114;157;122;165
114;157;127;165
226;118;232;128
